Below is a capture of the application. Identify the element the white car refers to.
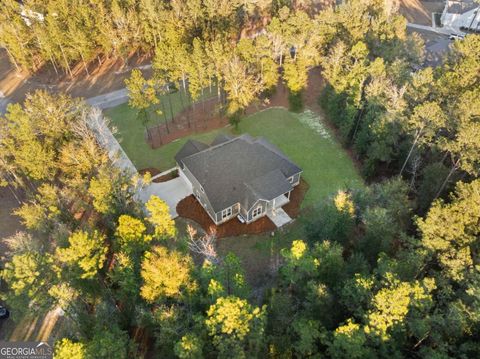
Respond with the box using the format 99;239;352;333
449;33;465;41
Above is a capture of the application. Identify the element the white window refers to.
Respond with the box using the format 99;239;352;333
252;206;263;218
200;186;205;193
288;176;295;184
222;207;232;220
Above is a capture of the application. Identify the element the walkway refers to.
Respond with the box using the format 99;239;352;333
87;107;136;175
267;208;292;228
86;106;190;218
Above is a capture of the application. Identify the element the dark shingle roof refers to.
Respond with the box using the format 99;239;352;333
174;139;209;164
211;134;233;147
177;135;301;212
243;169;293;209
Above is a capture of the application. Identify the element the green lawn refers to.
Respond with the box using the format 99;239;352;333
103;88;217;170
237;108;364;207
105;105;364;206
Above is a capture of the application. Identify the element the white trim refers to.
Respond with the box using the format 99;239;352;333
221;206;233;220
252;206;263;219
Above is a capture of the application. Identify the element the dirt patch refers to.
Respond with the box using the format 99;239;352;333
147;97;230;148
0;49;152;104
146;81;293;148
176;180;307;238
153;170;179;183
282;179;309;217
177;195;276;238
399;0;445;26
138;168;179;183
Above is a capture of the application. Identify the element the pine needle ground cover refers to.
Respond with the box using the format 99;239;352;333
106;106;364;207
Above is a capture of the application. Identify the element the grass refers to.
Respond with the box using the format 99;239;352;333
236;108;364;207
106;104;364;206
137;106;364;288
103;88;217;171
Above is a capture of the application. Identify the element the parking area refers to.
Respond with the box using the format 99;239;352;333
138;177;193;218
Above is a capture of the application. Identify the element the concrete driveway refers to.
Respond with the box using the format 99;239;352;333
138;177;192;218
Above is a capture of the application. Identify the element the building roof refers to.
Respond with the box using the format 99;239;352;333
446;0;478;14
210;133;233;146
174;139;209;164
176;134;302;212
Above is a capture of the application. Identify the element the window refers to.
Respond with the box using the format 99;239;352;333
222;207;232;220
252;206;263;218
200;186;205;193
288;176;295;184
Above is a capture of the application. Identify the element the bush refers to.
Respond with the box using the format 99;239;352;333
304;201;355;247
228;111;242;130
288;91;303;112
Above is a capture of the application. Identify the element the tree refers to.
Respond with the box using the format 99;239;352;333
145;195;176;238
140;246;193;302
85;324;133;359
125;69;159;140
115;214;151;252
305;190;355;247
188;38;209;103
56;230;108;280
205;296;266;358
222;56;262;117
328;320;371;359
365;274;435;341
88;172;115;215
200;252;249;301
174;334;204;359
54;339;86;359
400;101;447;175
14;184;63;232
418;180;480;282
1;251;53;312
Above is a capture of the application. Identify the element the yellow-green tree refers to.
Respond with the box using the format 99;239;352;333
145;195;176;238
418;180;480;282
115;214;151;251
205;296;266;358
54;339;85;359
140;246;193;302
56;230;108;279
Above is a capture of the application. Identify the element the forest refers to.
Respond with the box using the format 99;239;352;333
0;0;479;358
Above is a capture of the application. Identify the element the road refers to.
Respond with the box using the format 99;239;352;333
1;87;130;116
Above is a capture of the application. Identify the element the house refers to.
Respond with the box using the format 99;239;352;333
440;0;480;33
175;134;302;226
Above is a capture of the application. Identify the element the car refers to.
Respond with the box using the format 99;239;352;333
0;305;10;320
449;33;465;41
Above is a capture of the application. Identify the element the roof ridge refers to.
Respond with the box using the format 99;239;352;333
182;135;247;161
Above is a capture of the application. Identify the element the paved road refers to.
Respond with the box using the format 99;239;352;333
86;88;129;110
0;87;130;116
407;24;453;67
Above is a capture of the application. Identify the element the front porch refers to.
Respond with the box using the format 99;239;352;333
266;192;292;228
272;192;290;209
267;207;292;228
